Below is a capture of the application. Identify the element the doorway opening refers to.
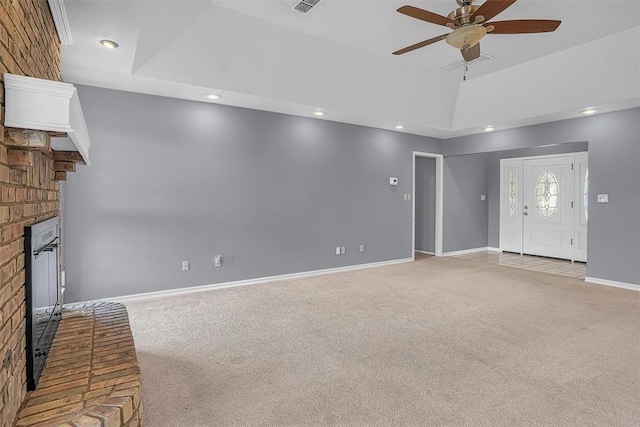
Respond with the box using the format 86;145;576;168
412;152;443;259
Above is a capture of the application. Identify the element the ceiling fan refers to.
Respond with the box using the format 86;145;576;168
393;0;561;62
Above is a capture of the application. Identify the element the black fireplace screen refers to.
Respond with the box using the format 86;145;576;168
24;216;61;391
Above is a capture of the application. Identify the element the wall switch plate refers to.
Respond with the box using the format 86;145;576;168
336;246;341;255
481;195;486;201
359;244;365;252
407;193;411;200
214;255;222;267
403;193;408;201
340;246;345;255
182;261;189;271
389;177;398;186
597;194;609;203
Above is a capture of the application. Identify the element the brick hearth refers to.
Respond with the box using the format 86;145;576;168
15;302;142;426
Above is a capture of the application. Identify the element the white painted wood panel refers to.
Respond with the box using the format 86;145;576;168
523;156;574;260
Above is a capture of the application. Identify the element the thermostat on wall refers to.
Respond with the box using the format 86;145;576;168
389;177;398;186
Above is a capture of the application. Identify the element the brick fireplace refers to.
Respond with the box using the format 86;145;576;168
14;302;142;426
0;3;142;426
0;1;81;425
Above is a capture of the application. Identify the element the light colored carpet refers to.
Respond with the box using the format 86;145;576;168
124;256;640;426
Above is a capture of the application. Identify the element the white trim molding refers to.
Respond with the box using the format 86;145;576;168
105;257;414;303
415;250;435;256
441;247;491;257
48;0;73;45
487;247;502;252
584;277;640;292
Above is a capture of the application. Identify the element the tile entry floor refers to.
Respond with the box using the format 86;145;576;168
450;250;587;279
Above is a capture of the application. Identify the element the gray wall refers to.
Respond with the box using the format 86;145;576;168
414;157;436;253
442;154;490;252
64;86;442;301
444;109;640;284
64;85;639;300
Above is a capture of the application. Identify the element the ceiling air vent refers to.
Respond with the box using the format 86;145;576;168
291;0;324;15
440;53;494;72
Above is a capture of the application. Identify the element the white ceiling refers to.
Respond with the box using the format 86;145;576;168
60;0;640;139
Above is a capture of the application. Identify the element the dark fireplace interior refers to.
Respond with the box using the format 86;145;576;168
24;216;61;391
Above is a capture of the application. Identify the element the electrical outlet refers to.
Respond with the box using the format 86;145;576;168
336;246;341;255
359;244;365;252
214;255;222;267
340;246;345;255
182;260;189;271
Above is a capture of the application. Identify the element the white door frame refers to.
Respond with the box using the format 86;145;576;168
412;151;444;259
499;152;588;261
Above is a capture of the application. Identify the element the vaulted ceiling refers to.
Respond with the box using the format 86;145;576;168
60;0;640;138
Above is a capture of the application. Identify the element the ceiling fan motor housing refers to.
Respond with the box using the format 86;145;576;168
448;5;480;26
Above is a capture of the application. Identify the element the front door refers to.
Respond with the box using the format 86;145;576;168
523;156;574;260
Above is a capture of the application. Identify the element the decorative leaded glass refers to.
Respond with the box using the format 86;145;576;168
509;172;516;217
584;168;589;222
535;171;559;219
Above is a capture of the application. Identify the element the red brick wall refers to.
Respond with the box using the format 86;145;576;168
0;1;61;426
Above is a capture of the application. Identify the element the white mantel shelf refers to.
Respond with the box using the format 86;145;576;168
3;73;91;165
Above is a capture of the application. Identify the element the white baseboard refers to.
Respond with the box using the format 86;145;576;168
487;247;502;252
105;257;414;303
415;250;435;255
441;247;490;257
584;277;640;292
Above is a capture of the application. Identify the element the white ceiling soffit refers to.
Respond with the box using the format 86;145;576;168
59;0;640;138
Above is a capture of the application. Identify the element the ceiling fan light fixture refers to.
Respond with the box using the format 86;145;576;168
581;108;599;115
445;25;486;49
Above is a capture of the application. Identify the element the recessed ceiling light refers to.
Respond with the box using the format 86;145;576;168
395;124;404;130
204;93;222;101
99;39;119;49
484;125;495;132
313;111;325;117
581;108;599;115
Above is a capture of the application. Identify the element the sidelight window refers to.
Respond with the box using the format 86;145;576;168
509;172;517;217
584;168;589;222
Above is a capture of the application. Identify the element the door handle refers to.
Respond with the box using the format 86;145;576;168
523;212;528;216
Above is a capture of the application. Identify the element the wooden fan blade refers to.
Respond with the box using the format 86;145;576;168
472;0;517;23
487;20;561;34
393;34;448;55
397;5;456;27
461;43;481;62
